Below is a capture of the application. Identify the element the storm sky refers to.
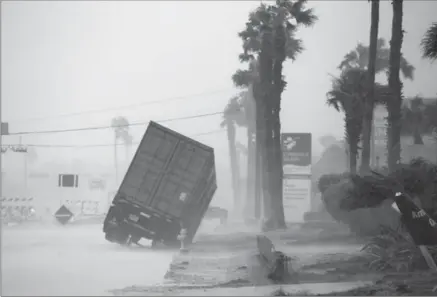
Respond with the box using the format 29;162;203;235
1;1;437;203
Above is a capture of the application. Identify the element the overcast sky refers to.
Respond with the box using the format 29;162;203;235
2;1;437;165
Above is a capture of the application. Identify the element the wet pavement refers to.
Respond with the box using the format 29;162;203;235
1;224;174;296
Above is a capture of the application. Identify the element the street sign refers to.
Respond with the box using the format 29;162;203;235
281;133;312;176
54;205;74;225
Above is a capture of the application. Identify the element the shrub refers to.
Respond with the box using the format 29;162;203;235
318;173;400;236
362;226;437;272
317;172;350;193
342;158;437;213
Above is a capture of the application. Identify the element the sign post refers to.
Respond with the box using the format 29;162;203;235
281;133;312;222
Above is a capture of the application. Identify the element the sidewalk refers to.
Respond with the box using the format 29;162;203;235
111;221;376;296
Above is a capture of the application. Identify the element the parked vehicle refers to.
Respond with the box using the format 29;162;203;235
103;121;217;247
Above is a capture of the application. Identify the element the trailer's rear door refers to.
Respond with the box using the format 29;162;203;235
150;140;213;219
116;125;179;207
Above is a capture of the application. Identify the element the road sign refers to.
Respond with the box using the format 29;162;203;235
54;205;74;225
281;133;312;176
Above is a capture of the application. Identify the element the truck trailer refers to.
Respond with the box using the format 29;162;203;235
103;121;217;247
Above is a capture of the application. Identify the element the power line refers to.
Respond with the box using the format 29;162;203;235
1;129;226;148
6;111;225;136
6;88;233;123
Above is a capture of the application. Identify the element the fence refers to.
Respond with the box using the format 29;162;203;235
63;200;100;216
1;197;102;224
1;197;36;223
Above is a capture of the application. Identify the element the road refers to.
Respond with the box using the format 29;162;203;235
1;223;175;296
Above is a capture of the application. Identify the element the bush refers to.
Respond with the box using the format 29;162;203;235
318;173;401;236
343;158;437;212
318;158;437;237
362;226;437;272
317;172;350;193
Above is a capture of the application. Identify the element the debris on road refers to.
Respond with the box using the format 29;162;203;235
256;235;293;282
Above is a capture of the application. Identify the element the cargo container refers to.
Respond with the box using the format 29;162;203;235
103;121;217;247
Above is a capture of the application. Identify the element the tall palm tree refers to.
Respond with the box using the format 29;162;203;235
421;22;437;61
221;96;245;211
387;0;404;173
235;0;317;229
360;0;380;174
111;116;132;184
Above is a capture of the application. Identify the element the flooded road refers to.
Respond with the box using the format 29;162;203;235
1;224;174;296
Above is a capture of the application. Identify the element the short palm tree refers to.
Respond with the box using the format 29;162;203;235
421;22;437;61
327;69;365;174
221;95;245;210
111;116;133;184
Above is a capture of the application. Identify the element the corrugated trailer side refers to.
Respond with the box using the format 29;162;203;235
107;121;217;245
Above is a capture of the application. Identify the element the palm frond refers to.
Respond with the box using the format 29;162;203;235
338;37;415;79
400;55;415;80
421;22;437;61
284;28;303;60
338;51;359;70
232;69;255;87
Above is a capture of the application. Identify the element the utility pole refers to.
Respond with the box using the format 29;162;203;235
19;136;28;188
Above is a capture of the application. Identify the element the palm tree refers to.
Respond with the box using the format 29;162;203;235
327;70;365;174
237;88;259;220
233;61;264;220
421;22;437;61
338;38;415;79
387;0;404;173
338;37;414;173
235;0;317;229
327;69;393;173
221;96;245;211
360;0;380;174
111;116;132;184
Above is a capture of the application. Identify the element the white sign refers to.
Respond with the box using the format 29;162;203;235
373;105;388;147
283;177;311;222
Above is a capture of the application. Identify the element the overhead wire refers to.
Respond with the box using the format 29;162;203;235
5;88;234;123
6;111;225;136
1;129;226;149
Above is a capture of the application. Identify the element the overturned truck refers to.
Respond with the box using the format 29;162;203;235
103;121;217;247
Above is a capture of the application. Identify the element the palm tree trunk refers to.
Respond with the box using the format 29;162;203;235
271;101;285;227
387;0;404;173
246;123;256;219
349;144;358;174
226;120;240;211
259;28;274;225
244;84;257;220
253;84;263;220
360;0;380;174
269;24;286;229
